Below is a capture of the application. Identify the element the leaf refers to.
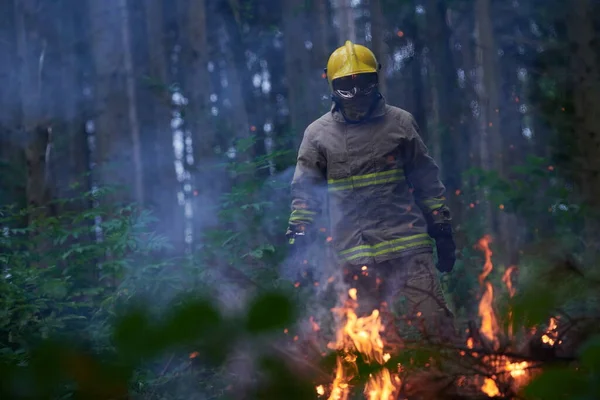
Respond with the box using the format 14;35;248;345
510;287;557;328
112;309;154;359
251;356;317;400
245;291;296;334
246;244;276;259
249;249;264;259
521;367;587;400
579;335;600;370
40;279;69;299
159;298;221;345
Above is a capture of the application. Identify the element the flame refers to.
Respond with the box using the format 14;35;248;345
475;236;500;349
325;289;399;399
503;266;517;338
310;316;321;332
364;369;395;400
502;266;517;298
466;337;474;349
481;377;500;397
541;317;559;346
476;235;494;285
479;283;500;350
506;361;529;378
471;236;537;397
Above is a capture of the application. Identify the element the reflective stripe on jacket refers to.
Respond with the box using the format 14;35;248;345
289;97;451;266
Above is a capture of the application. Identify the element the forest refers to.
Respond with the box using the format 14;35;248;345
1;0;600;399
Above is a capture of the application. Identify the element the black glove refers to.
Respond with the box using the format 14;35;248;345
429;223;456;273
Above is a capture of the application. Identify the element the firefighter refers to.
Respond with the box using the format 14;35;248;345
286;41;457;340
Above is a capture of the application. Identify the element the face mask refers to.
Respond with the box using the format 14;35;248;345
332;73;380;122
338;92;379;122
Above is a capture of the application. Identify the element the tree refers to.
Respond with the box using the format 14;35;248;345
283;0;317;146
565;0;600;259
474;0;501;246
369;0;388;97
14;0;54;219
87;0;143;205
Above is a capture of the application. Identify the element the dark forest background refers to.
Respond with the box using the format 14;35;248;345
1;0;600;399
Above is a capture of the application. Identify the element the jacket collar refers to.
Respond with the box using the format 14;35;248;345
330;94;388;124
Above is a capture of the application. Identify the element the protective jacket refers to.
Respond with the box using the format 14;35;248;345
289;96;451;266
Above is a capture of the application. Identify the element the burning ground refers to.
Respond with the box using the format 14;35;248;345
277;235;600;400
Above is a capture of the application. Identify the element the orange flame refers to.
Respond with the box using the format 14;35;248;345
475;236;500;350
476;235;494;285
479;282;500;350
316;385;325;396
503;265;517;338
481;377;500;397
310;316;321;332
473;236;535;396
502;266;517;298
541;317;559;346
325;289;399;399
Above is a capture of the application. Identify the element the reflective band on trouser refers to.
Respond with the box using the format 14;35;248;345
328;168;404;192
289;209;317;224
338;233;433;262
422;197;446;211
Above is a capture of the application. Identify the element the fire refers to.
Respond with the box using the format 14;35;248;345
479;282;500;350
481;377;500;397
466;337;474;349
473;236;533;396
316;385;325;396
324;288;399;399
315;235;548;398
476;236;500;350
506;361;528;378
310;316;321;332
503;266;517;338
476;235;494;285
502;266;517;298
364;369;395;400
541;317;559;346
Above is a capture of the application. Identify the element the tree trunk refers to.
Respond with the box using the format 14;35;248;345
313;0;332;64
0;0;24;207
183;0;223;240
309;0;333;116
425;0;465;244
283;0;317;146
88;0;143;205
369;0;387;97
474;0;501;244
139;0;186;251
14;0;53;219
498;37;531;265
118;0;144;205
566;0;600;259
332;0;356;43
216;1;253;164
404;4;428;148
52;0;90;207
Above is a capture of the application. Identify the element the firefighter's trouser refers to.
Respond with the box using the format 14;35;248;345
342;252;456;342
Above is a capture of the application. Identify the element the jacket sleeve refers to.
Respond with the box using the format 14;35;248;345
402;113;452;226
289;129;327;228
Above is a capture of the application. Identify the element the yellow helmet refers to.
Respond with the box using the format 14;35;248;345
325;40;379;87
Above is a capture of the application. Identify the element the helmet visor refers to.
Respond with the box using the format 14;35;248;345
332;73;378;99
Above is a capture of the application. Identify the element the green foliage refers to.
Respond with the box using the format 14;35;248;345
464;155;584;249
196;134;295;291
0;290;315;400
